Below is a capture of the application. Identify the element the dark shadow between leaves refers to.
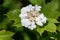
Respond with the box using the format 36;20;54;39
45;0;52;4
57;16;60;22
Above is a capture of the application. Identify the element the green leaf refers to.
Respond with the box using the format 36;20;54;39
0;17;8;29
45;23;56;32
29;0;41;5
3;0;19;10
23;32;30;40
36;18;57;35
45;18;57;32
57;24;60;32
58;0;60;12
0;30;14;40
29;0;45;6
41;1;60;19
7;9;22;27
47;18;58;23
36;27;45;35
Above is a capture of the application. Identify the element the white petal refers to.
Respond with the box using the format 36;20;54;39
44;17;47;20
35;5;41;11
39;14;44;18
37;14;45;21
21;7;27;13
21;6;30;13
21;11;27;14
28;4;32;7
35;16;42;22
25;6;31;12
28;24;36;30
28;5;35;11
31;22;36;28
19;13;27;19
35;7;41;11
21;19;31;27
42;17;47;23
31;21;35;24
42;20;46;24
35;5;41;8
35;17;40;21
28;21;36;30
28;27;34;30
36;21;43;26
30;6;35;11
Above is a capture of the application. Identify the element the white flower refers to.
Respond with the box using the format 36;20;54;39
19;4;47;30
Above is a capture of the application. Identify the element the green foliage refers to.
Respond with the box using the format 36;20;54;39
7;9;22;27
41;1;60;19
36;18;58;35
29;0;45;6
45;18;58;32
0;0;60;40
29;0;41;5
0;17;8;29
3;0;19;10
23;32;30;40
0;30;14;40
57;23;60;32
45;22;56;32
36;27;45;35
56;17;60;32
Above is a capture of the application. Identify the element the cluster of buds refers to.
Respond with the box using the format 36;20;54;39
19;4;47;30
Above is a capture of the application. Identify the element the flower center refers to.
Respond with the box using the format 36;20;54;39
27;11;40;21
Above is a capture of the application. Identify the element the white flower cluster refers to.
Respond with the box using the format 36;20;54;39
19;4;47;30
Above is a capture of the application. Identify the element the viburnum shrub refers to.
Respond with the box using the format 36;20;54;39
0;0;60;40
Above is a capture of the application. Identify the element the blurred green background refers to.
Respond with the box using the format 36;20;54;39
0;0;60;40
